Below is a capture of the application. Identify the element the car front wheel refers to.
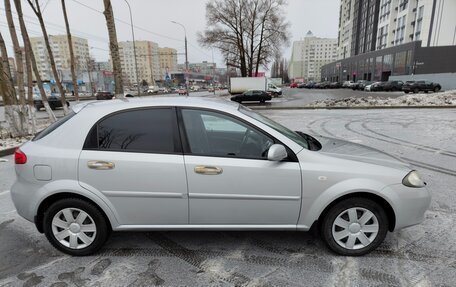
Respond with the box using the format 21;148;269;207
43;198;110;256
434;86;440;93
321;197;388;256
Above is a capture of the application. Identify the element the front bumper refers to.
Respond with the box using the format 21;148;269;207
383;183;431;230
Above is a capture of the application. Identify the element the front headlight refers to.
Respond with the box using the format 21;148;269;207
402;170;426;188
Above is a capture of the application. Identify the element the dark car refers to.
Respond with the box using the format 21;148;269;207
351;80;368;90
33;94;69;111
402;80;442;94
96;91;114;100
230;90;272;104
297;83;307;88
382;81;404;92
329;82;342;89
315;81;331;89
369;81;386;92
305;82;315;88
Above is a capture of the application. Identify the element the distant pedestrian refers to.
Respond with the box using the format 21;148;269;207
72;90;74;96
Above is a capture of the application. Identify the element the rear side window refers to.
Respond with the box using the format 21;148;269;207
84;108;179;154
33;111;76;141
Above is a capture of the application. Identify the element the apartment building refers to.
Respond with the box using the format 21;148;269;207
337;0;356;59
158;47;177;80
119;41;160;86
323;0;456;82
288;31;338;81
29;35;90;81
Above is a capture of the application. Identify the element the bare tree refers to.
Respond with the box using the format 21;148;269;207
61;0;79;102
15;0;56;122
27;0;69;114
4;0;28;134
103;0;124;98
199;0;290;77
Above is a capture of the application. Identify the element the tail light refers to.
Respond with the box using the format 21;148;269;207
15;148;27;164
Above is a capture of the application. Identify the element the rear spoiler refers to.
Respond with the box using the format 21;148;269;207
71;100;97;113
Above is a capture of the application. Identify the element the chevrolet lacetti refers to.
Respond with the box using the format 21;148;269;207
11;97;431;256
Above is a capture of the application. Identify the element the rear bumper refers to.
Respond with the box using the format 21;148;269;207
10;180;41;223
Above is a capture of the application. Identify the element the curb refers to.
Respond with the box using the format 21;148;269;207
0;147;16;157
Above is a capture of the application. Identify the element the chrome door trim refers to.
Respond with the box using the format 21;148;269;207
189;193;300;201
103;190;186;198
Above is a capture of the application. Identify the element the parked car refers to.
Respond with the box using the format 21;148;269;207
358;81;372;91
95;91;114;100
305;82;316;89
297;83;307;88
315;81;331;89
230;90;272;103
290;82;298;88
329;82;342;89
351;80;368;90
381;81;404;92
11;97;430;256
342;81;354;88
177;87;187;95
365;82;382;92
402;80;441;94
33;94;69;111
158;87;169;93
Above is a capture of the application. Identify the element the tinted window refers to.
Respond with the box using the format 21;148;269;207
95;108;178;153
181;109;274;159
33;111;76;141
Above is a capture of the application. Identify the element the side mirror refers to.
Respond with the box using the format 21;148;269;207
267;144;288;161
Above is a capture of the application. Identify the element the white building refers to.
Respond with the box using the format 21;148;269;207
337;0;356;59
29;35;90;81
376;0;456;50
119;41;160;86
288;31;338;81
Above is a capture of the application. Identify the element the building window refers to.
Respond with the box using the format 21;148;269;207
415;6;424;40
399;0;408;11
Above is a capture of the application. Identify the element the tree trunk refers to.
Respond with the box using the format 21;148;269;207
4;0;29;135
103;0;124;98
16;0;56;122
61;0;79;102
27;0;69;114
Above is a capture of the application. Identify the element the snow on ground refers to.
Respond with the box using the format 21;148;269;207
0;119;50;151
306;89;456;107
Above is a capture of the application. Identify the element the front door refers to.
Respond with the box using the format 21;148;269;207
78;107;188;226
179;108;302;225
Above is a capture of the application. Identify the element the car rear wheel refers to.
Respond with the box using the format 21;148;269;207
43;198;110;256
434;86;440;93
321;197;388;256
413;88;419;94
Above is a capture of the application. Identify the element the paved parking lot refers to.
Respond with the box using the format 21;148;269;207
0;107;455;286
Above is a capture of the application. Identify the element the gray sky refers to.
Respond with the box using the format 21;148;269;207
1;0;339;70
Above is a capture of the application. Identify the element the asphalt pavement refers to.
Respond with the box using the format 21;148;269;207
1;107;455;286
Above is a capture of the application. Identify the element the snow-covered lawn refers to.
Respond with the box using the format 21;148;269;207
306;90;456;107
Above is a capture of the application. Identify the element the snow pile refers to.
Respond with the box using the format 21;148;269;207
307;90;456;108
0;119;51;151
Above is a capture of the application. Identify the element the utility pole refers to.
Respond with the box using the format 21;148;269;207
171;21;189;96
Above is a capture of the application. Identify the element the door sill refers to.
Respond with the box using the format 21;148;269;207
114;224;309;231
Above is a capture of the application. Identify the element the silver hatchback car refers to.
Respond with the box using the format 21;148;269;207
11;97;431;256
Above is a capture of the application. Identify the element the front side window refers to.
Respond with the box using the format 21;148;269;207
86;108;178;153
181;109;274;159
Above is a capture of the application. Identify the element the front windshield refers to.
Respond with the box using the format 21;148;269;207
239;105;309;149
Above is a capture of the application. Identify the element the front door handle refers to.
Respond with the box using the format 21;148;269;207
87;160;115;170
194;165;223;175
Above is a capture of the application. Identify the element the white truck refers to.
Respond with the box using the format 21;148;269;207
229;77;282;97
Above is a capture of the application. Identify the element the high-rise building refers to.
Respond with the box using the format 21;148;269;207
337;0;356;59
159;47;177;80
288;31;338;81
29;35;90;81
351;0;381;56
119;41;160;86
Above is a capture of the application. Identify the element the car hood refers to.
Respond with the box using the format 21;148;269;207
316;136;411;172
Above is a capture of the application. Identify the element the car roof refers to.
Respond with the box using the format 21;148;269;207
72;96;240;114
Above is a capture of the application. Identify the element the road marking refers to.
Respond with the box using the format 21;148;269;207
0;190;10;196
1;210;16;215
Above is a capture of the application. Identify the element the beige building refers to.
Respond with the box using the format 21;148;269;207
288;31;338;81
119;41;160;86
159;47;177;80
29;35;90;81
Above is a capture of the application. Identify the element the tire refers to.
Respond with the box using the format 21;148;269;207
35;105;41;111
434;86;440;93
320;197;388;256
260;99;265;103
404;91;409;94
413;88;419;94
43;198;110;256
66;101;70;107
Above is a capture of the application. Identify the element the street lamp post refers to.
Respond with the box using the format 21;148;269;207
123;0;140;97
171;21;189;96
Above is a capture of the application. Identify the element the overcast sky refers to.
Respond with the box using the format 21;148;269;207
1;0;339;70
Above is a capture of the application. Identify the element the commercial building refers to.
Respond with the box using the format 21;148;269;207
288;31;338;82
323;0;456;82
119;40;160;86
29;35;90;81
158;47;177;80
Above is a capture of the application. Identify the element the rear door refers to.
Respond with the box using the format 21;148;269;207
78;107;188;226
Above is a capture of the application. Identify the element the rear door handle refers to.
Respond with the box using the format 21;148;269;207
87;160;115;170
194;165;223;175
